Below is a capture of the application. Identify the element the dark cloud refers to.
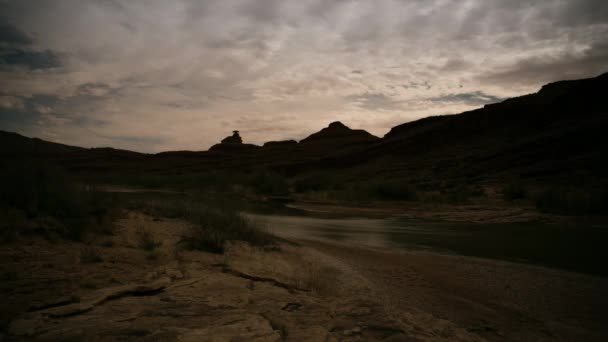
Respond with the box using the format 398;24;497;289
558;0;608;27
77;83;114;97
0;19;32;45
0;107;39;133
431;91;504;106
480;40;608;87
0;48;62;70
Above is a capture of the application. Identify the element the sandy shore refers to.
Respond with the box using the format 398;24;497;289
2;211;607;341
302;239;608;341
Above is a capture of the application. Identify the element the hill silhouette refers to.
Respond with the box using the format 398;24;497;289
1;72;607;192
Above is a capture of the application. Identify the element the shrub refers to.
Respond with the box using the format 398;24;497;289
442;183;485;204
0;161;116;240
293;173;336;193
363;180;418;201
502;182;527;201
535;187;608;215
189;207;272;253
247;169;289;195
128;198;273;254
138;229;160;251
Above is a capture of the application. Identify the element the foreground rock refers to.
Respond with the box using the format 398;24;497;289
1;212;485;341
3;211;606;341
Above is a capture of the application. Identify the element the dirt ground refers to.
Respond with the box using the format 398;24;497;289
1;211;607;341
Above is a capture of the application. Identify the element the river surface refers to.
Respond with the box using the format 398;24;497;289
247;212;608;276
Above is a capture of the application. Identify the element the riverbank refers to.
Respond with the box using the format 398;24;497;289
303;239;608;341
2;210;607;341
287;199;554;223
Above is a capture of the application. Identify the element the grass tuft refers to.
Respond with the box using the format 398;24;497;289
128;198;273;254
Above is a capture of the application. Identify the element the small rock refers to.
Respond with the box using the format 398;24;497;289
166;269;184;280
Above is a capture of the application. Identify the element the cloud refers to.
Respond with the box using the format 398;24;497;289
0;95;24;110
479;41;608;87
0;19;32;46
430;91;504;106
0;0;607;151
0;49;62;70
346;92;404;111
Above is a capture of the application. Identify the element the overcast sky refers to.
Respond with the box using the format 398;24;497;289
1;0;607;152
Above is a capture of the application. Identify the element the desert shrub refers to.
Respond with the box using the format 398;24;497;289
293;173;339;193
535;187;608;215
138;229;160;251
502;182;527;201
0;161;116;240
189;207;272;253
330;180;417;202
80;247;103;263
441;183;485;204
128;198;273;253
363;180;418;201
247;169;289;195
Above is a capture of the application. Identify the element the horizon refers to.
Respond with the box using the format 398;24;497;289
1;0;607;153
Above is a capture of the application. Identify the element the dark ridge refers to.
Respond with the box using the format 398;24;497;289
263;140;298;148
300;121;379;145
1;72;607;187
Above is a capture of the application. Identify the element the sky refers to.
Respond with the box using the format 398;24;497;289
1;0;607;153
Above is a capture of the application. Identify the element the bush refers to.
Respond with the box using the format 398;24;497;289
327;180;418;202
442;183;485;204
535;187;608;215
247;169;289;195
0;161;116;240
128;198;273;254
189;207;272;253
138;229;160;251
293;173;341;193
502;183;526;201
362;180;418;201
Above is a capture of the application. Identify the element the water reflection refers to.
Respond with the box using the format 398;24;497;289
246;212;608;275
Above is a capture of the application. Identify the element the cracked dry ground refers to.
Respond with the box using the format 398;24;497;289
1;212;607;341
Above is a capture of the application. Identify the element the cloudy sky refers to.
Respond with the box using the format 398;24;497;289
1;0;607;152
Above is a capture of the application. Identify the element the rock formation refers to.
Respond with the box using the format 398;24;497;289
262;140;298;148
300;121;379;147
220;131;243;145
